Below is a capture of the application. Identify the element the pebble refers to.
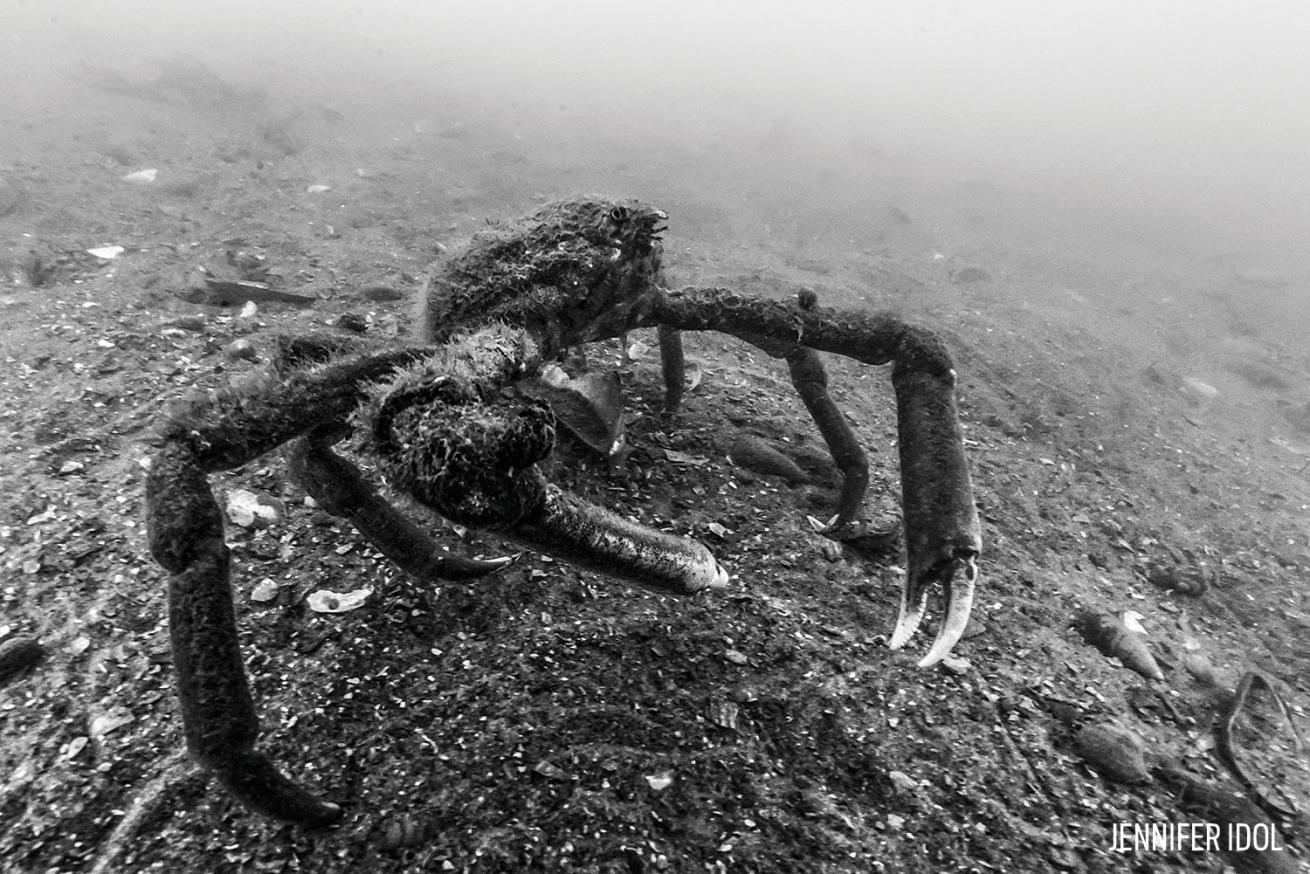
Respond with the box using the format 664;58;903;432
728;435;809;484
359;284;404;302
224;338;257;361
0;637;46;685
1074;723;1151;784
170;315;206;332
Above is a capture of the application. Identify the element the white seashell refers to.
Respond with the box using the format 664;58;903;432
225;488;282;528
306;587;372;613
250;578;279;602
1180;377;1218;402
644;773;674;791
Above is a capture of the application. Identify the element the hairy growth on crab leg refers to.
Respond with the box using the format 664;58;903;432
287;430;511;582
369;326;728;596
650;287;981;665
147;440;343;825
145;350;437;825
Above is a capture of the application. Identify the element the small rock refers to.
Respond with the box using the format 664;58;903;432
335;312;368;333
89;708;134;739
359;284;404;302
644;773;674;791
724;649;749;666
709;699;739;730
1180;377;1218;404
533;760;572;781
0;175;20;216
1074;723;1151;784
170;315;206;332
250;578;280;603
225;489;282;528
1183;653;1219;686
0;637;46;685
224;338;258;361
940;655;972;674
949;266;991;284
1073;610;1164;681
728;435;809;484
1227;360;1291;391
887;770;919;793
306;587;372;613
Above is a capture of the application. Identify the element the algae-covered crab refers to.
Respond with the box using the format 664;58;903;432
146;197;981;825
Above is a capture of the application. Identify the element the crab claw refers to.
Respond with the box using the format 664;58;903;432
889;552;978;667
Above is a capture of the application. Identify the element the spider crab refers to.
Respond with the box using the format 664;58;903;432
145;197;981;826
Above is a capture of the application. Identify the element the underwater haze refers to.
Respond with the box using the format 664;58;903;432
1;4;1310;872
8;0;1310;264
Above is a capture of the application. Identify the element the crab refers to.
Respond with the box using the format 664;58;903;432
145;197;982;826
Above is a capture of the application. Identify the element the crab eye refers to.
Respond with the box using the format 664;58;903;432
609;206;630;223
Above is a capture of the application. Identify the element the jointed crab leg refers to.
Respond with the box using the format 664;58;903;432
515;485;729;594
783;346;871;534
652;320;870;533
370;325;729;596
147;349;441;826
648;287;981;665
890;359;980;664
149;441;344;825
287;431;513;581
657;325;686;413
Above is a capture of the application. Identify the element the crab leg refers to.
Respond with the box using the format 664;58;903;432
657;325;686;413
783;346;870;534
649;287;981;665
146;349;426;825
148;441;343;825
665;319;872;533
515;485;728;593
287;431;513;581
369;326;729;596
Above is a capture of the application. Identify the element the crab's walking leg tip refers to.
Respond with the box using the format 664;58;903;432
915;555;979;668
887;590;926;652
314;802;345;826
711;562;731;588
806;514;839;533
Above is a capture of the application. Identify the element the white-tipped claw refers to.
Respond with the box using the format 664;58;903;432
710;562;731;588
888;588;927;651
916;557;978;668
805;514;839;533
